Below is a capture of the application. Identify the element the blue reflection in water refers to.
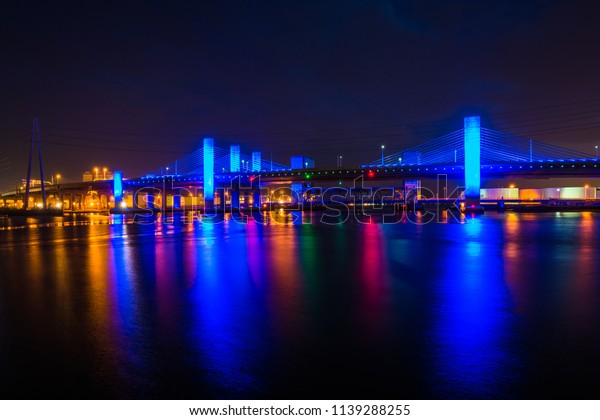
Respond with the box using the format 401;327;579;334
109;220;201;396
428;218;522;398
190;220;269;397
6;212;600;399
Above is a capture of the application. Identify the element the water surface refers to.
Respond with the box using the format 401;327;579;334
0;212;599;399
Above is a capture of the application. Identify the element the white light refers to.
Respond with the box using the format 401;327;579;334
120;202;127;208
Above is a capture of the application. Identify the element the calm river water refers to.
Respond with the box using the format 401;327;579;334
0;211;599;399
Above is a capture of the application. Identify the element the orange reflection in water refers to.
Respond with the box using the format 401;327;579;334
86;225;122;382
502;212;534;315
263;223;307;341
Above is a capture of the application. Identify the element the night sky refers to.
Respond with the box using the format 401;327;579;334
1;0;599;189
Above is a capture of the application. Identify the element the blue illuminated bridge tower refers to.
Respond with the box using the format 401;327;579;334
464;116;482;208
95;114;600;213
6;115;600;213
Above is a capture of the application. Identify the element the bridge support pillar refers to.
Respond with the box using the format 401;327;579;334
113;171;123;209
147;192;155;210
291;182;304;204
464;116;482;210
203;137;215;209
231;181;241;210
161;185;167;212
252;187;261;209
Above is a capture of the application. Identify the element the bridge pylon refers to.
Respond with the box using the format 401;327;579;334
24;115;47;209
464;116;482;209
203;137;215;208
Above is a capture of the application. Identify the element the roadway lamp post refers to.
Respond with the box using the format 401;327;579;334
340;155;342;167
242;160;245;172
596;145;598;157
56;174;61;186
103;167;107;180
381;145;385;165
94;167;99;181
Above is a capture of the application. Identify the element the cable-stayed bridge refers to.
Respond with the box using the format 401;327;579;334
139;118;599;180
365;127;597;167
3;116;599;212
148;143;289;176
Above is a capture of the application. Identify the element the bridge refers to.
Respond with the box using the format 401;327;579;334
2;116;599;213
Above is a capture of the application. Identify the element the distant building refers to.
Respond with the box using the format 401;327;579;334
291;156;314;169
83;168;114;181
480;187;597;200
480;188;519;200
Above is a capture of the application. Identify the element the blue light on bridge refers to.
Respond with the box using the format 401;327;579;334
113;170;123;203
204;138;214;202
252;152;261;172
230;145;240;172
464;116;481;201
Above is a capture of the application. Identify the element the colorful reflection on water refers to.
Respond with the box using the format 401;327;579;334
1;212;600;398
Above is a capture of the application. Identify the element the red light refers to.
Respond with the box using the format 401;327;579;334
249;176;255;182
471;204;475;208
368;170;375;178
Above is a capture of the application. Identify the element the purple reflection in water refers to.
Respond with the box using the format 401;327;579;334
1;213;600;399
